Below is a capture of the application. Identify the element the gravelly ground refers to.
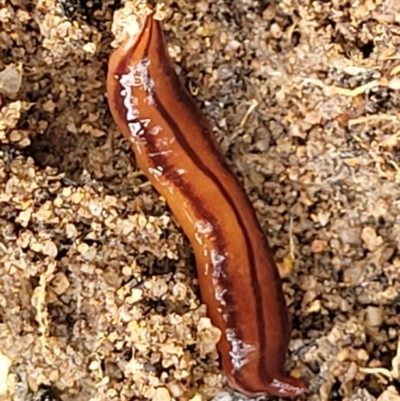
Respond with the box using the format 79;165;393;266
1;0;400;400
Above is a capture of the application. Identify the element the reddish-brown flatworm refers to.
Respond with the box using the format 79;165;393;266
107;12;306;398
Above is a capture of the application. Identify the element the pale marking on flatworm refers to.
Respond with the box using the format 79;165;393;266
182;207;194;225
158;137;174;148
226;328;256;372
270;379;305;395
120;84;139;121
149;125;163;136
195;220;214;235
145;94;155;105
194;232;203;246
119;59;157;126
128;121;144;137
148;166;163;177
204;262;210;276
121;58;154;96
210;249;226;279
214;283;227;307
148;149;174;157
141;118;151;127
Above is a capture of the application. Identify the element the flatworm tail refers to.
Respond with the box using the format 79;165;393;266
107;13;306;398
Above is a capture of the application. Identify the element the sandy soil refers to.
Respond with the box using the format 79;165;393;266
1;0;400;400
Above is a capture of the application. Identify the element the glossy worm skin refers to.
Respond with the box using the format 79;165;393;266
107;13;306;398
